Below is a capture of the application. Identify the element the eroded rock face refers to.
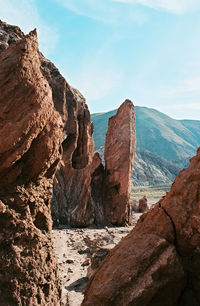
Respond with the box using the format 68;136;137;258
0;20;136;228
103;100;136;225
42;58;136;227
40;55;96;227
53;99;136;227
0;26;62;305
83;148;200;305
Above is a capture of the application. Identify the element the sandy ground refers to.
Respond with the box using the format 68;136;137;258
52;213;141;306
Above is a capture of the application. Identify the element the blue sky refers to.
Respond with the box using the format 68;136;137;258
1;0;200;119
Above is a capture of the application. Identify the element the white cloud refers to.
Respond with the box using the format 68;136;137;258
0;0;59;55
113;0;200;14
55;0;147;24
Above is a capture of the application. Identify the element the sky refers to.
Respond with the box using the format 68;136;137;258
1;0;200;119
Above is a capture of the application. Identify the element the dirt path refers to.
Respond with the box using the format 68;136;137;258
52;214;141;305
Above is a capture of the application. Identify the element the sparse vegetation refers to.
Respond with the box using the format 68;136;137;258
131;184;171;205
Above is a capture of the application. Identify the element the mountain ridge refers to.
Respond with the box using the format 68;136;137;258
91;106;200;185
91;106;200;161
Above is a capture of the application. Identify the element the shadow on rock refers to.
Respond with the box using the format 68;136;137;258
66;277;88;293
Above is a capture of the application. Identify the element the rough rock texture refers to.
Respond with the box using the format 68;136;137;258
0;20;24;50
0;20;96;228
39;53;96;227
0;24;62;305
46;68;136;225
103;100;136;225
82;147;200;306
0;20;136;228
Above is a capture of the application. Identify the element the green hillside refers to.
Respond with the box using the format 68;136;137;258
91;106;200;161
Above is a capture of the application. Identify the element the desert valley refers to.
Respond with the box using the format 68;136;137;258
0;17;200;306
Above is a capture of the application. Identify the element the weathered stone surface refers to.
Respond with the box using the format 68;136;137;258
43;61;136;226
36;46;96;227
0;20;24;51
0;24;62;305
82;148;200;305
0;20;136;228
103;100;136;225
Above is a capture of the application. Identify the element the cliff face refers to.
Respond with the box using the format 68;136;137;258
0;25;63;305
82;147;200;306
0;21;136;232
39;52;96;227
39;44;136;227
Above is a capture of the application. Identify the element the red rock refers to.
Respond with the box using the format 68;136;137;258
40;50;96;227
0;24;62;304
52;97;95;227
53;99;136;227
138;195;148;212
0;21;136;229
103;100;136;225
82;148;200;305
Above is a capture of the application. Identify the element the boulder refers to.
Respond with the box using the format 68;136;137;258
0;25;62;305
138;195;148;212
82;148;200;305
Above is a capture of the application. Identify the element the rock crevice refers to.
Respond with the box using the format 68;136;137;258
159;203;180;255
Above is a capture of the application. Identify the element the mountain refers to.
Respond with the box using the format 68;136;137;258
132;148;181;186
92;106;200;186
91;106;200;161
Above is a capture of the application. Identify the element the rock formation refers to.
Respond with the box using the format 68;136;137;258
82;147;200;305
43;64;95;226
103;100;136;225
42;56;136;226
138;195;148;212
0;24;62;305
0;21;135;231
52;99;135;227
39;50;97;227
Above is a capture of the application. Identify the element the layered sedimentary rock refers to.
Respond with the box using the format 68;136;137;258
103;100;136;225
83;147;200;305
0;27;63;305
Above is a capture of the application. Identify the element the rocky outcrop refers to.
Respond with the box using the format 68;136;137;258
39;50;96;227
103;100;136;225
0;20;136;229
52;99;135;227
0;25;62;305
82;147;200;306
